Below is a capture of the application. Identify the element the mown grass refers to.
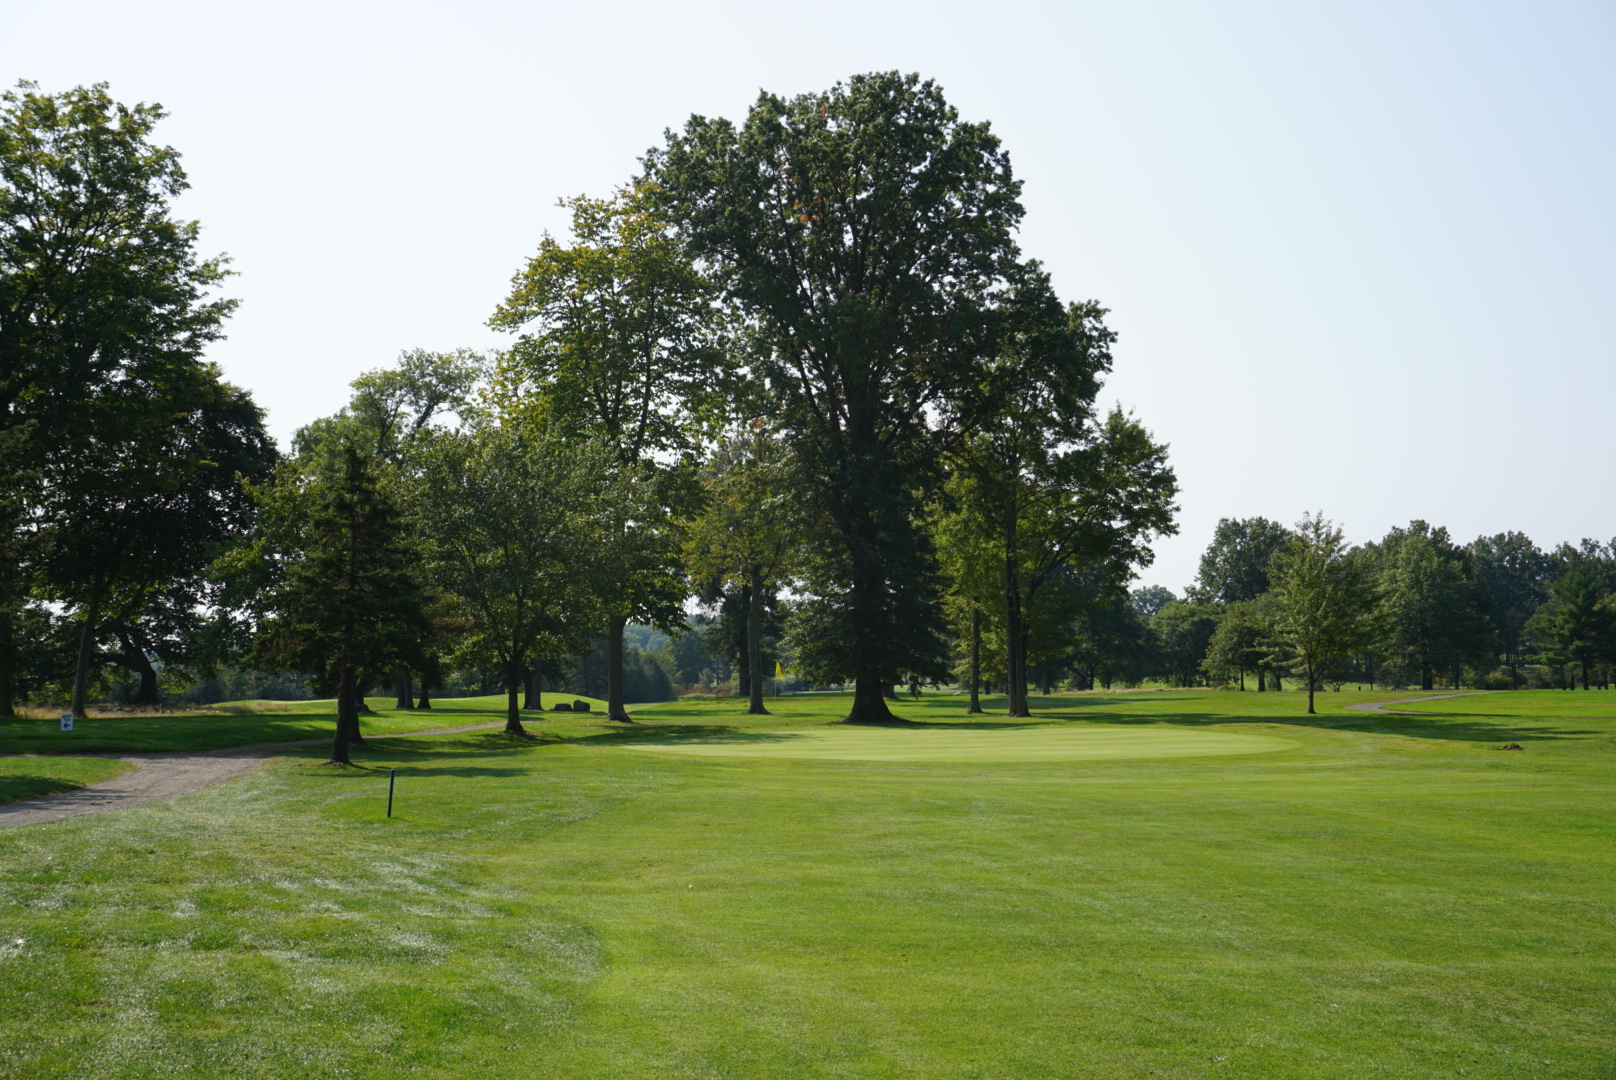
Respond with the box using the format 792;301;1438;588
0;689;1611;1078
0;756;132;805
1394;688;1616;718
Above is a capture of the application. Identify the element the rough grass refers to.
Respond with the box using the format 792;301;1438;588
0;756;132;805
0;689;1610;1079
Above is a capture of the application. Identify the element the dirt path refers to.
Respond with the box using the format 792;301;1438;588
0;720;506;828
1343;691;1496;715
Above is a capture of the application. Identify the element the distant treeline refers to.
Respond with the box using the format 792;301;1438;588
1071;518;1613;695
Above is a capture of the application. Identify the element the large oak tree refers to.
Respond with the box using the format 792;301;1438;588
646;72;1025;721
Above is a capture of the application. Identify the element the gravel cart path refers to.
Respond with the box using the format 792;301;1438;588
0;720;505;828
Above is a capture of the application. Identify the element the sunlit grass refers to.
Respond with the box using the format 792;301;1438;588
1394;687;1616;718
1;689;1611;1078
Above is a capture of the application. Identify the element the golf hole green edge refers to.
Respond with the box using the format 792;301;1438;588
611;724;1299;763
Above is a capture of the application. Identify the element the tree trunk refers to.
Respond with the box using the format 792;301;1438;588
735;583;751;700
130;657;159;706
69;583;105;721
846;669;897;723
1306;664;1316;715
1003;520;1030;718
352;681;377;719
525;660;542;711
417;676;432;710
1238;666;1245;691
967;606;983;714
606;615;632;721
1420;661;1434;692
112;623;161;706
746;569;769;715
331;664;356;764
394;666;414;710
504;655;525;733
0;614;12;719
1582;659;1591;690
1257;668;1266;692
336;680;368;745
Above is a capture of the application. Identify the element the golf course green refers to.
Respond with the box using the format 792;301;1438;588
0;688;1610;1079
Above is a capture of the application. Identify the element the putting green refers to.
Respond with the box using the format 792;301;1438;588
614;723;1297;763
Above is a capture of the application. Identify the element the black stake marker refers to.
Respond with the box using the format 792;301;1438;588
387;768;396;818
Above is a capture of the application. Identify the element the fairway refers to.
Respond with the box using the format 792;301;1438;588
2;688;1611;1079
616;721;1296;761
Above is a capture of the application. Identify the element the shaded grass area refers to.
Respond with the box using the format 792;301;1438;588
0;756;132;805
0;694;606;755
0;691;1611;1078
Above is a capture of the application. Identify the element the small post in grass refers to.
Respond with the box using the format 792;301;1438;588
386;768;396;818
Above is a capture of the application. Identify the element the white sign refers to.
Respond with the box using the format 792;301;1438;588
59;713;73;732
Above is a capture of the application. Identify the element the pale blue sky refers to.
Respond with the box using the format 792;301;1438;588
6;1;1612;590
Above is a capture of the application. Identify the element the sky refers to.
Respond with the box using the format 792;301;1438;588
5;0;1613;593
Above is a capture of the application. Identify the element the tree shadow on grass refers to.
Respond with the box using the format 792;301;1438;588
1010;707;1596;745
564;724;808;747
0;776;84;803
283;731;564;770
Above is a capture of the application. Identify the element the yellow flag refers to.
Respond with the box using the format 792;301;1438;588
774;661;783;677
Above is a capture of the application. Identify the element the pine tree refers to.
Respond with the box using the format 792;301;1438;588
257;445;428;764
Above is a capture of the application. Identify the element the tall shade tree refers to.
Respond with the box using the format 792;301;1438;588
414;424;618;732
933;497;1003;714
42;368;275;715
685;427;800;714
255;445;429;764
1068;589;1149;691
1193;517;1292;604
1529;564;1615;691
294;348;484;707
1201;599;1269;690
489;188;719;720
1150;601;1220;688
1468;531;1549;687
1372;522;1491;691
1269;513;1376;715
946;406;1177;716
943;273;1176;717
0;82;234;716
646;71;1025;722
